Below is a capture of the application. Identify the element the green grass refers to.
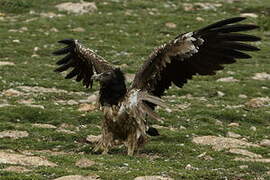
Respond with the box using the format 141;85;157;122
0;0;270;179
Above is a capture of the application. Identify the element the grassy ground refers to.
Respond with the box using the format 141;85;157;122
0;0;270;179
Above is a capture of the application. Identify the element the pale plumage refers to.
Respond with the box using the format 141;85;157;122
53;17;260;155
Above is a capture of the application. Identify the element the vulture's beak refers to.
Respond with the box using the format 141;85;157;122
91;73;103;81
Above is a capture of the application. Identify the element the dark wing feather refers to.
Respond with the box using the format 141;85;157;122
53;39;114;88
131;17;260;98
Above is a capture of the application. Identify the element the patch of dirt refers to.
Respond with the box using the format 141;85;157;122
125;73;135;83
0;61;15;66
56;128;76;135
2;166;31;173
55;2;97;14
0;130;29;139
71;27;86;32
54;175;100;180
252;72;270;80
227;131;242;138
216;77;239;82
75;158;95;168
0;151;57;167
40;12;64;18
192;136;259;151
134;176;174;180
245;97;270;108
165;22;177;28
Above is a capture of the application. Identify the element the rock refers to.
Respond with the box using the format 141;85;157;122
239;165;248;169
238;94;247;99
196;17;204;21
27;104;45;109
217;77;239;82
228;123;240;127
71;27;86;32
54;175;100;180
227;132;242;138
197;152;213;160
240;13;258;18
86;135;101;143
215;120;223;126
0;130;29;139
250;126;256;131
75;158;95;168
0;61;15;66
78;103;96;112
217;91;225;97
2;89;22;96
56;128;76;135
252;72;270;81
234;157;270;163
245;97;270;108
2;166;31;173
229;148;262;158
67;100;78;105
165;22;176;28
134;176;174;180
32;123;57;129
40;12;64;18
192;136;259;151
0;151;57;167
185;164;198;170
55;2;97;14
260;139;270;147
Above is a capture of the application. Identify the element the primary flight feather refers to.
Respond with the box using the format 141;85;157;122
53;17;260;155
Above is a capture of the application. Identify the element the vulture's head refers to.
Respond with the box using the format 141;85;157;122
91;68;126;86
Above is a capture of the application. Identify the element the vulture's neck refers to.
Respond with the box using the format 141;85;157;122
99;71;127;106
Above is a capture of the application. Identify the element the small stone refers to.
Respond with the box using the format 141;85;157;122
252;72;270;81
215;120;223;126
75;158;95;168
229;148;262;158
54;175;100;180
78;103;96;112
3;166;31;173
86;135;101;143
245;97;270;108
250;126;256;131
228;123;239;127
0;61;15;66
67;100;78;105
217;77;239;82
185;164;198;170
0;151;57;167
239;165;248;169
12;39;20;43
56;128;76;135
2;89;22;96
71;27;86;32
227;131;241;138
217;91;225;97
196;17;204;21
134;176;174;180
55;2;97;14
165;22;177;28
50;27;59;32
239;94;247;99
260;139;270;147
0;131;29;139
32;123;57;129
240;13;258;18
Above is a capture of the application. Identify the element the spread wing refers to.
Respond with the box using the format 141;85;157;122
131;17;261;97
53;39;114;88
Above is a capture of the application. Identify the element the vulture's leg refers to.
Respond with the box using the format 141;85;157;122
127;133;138;156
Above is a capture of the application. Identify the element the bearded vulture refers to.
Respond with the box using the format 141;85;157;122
53;17;260;155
